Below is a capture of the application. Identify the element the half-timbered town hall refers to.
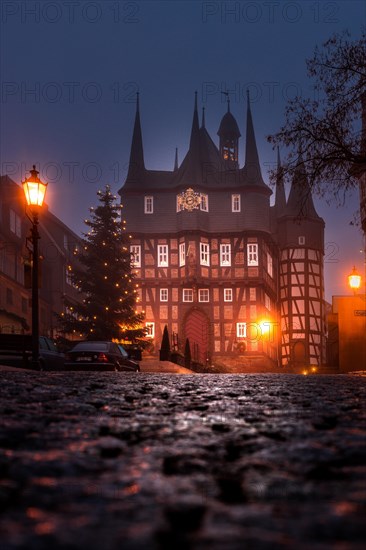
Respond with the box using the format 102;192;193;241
119;93;326;370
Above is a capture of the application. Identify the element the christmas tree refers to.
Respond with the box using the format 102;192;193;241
59;185;145;341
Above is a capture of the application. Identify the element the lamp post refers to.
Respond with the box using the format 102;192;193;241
22;165;48;370
348;266;362;295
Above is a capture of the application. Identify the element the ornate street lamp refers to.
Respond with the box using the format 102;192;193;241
22;165;48;369
348;266;362;295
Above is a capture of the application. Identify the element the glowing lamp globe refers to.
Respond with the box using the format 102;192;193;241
22;165;47;208
348;266;361;292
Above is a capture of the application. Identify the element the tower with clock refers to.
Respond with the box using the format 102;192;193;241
119;92;326;371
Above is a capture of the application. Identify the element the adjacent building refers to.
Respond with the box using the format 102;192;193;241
119;93;327;370
0;175;82;337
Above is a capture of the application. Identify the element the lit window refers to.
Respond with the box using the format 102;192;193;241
198;289;209;302
220;244;231;266
144;196;153;214
183;289;193;302
200;194;208;212
157;244;169;267
179;242;186;266
224;288;232;302
145;322;155;338
267;252;273;277
200;243;210;266
10;209;21;238
247;244;258;266
160;288;168;302
236;323;247;338
130;245;141;268
232;194;241;212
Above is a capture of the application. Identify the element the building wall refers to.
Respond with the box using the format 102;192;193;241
330;295;366;372
0;175;82;337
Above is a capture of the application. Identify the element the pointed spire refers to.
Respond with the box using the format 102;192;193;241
189;91;200;149
201;106;206;129
244;90;261;173
274;147;287;216
127;92;145;178
286;154;320;219
174;147;179;171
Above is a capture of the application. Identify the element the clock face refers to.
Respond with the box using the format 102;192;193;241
178;188;201;211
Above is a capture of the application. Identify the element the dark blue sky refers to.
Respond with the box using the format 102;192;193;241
1;0;365;301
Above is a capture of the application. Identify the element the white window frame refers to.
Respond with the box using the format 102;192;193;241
247;243;258;266
176;195;184;212
130;245;141;268
200;193;209;212
160;288;168;302
144;196;153;214
179;242;186;266
267;252;273;278
198;289;209;302
232;194;241;212
183;288;193;302
224;288;233;302
65;266;73;286
145;322;155;338
157;244;169;267
236;322;247;338
200;242;210;266
220;244;231;267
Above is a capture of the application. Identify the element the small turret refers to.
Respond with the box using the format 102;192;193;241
217;99;241;168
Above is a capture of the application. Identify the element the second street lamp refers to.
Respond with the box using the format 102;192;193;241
22;165;48;370
348;266;362;295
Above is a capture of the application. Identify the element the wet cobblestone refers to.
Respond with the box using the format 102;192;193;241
0;372;366;549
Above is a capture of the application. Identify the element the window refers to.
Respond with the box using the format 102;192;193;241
200;193;208;212
220;244;231;266
265;293;271;311
21;297;28;314
200;243;210;266
299;236;306;245
179;242;186;266
145;322;155;338
198;289;209;302
249;287;256;301
232;194;241;212
144;196;153;214
224;288;233;302
247;244;258;266
157;244;169;267
236;323;247;338
183;289;193;302
267;252;273;277
10;209;21;237
66;266;73;286
63;234;69;250
130;245;141;268
176;195;184;212
160;288;168;302
6;288;13;305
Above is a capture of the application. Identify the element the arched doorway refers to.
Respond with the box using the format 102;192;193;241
292;341;306;364
184;308;210;365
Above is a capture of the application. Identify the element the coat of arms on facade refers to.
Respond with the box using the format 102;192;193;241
177;188;201;211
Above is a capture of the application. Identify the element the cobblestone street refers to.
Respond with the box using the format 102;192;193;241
1;371;366;549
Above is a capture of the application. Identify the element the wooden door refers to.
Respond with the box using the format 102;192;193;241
184;309;209;364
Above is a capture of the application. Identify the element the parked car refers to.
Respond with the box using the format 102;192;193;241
65;341;140;372
0;334;64;371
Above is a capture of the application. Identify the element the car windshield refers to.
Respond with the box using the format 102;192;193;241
72;342;109;352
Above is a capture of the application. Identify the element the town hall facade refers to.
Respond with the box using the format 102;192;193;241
119;93;326;370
